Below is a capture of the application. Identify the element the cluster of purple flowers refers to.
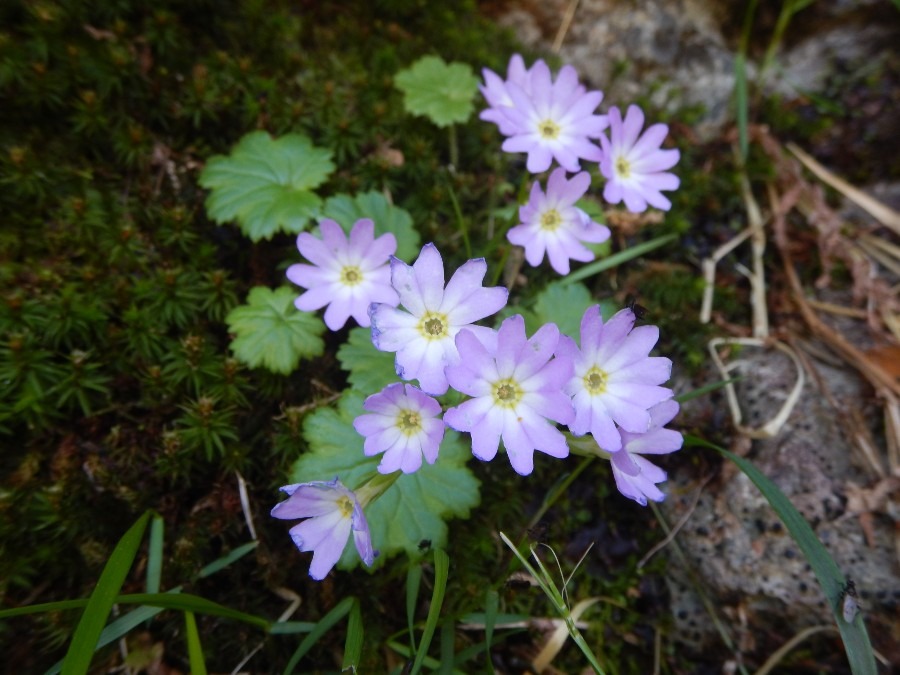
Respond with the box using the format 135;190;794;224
481;54;680;275
273;55;683;580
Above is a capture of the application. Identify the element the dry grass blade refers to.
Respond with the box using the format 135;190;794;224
751;625;838;675
787;142;900;236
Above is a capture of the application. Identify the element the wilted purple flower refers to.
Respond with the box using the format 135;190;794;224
270;478;375;580
556;306;674;453
483;58;606;174
353;383;444;474
507;168;611;275
287;218;399;331
611;399;683;505
599;104;680;213
370;244;508;395
443;315;574;476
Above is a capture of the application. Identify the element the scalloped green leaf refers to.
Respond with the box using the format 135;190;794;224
225;286;325;375
291;392;480;570
336;327;398;394
323;191;421;262
394;56;479;127
199;131;334;241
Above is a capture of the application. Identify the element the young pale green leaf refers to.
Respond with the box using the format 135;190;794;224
323;191;421;262
199;131;334;241
226;287;325;375
394;56;479;127
336;327;398;394
290;392;480;567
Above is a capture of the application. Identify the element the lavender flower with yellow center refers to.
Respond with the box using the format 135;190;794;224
353;382;445;474
287;218;399;331
369;243;508;395
443;315;574;476
508;167;611;275
556;305;674;453
270;478;375;580
598;104;680;213
489;59;607;174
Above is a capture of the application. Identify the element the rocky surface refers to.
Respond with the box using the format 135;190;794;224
487;0;900;140
488;0;900;663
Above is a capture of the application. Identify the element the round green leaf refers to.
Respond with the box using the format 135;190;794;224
199;131;334;241
225;286;325;374
394;56;479;127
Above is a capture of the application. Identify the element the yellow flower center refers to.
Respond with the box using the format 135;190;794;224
337;495;354;518
340;266;363;286
492;378;522;409
417;311;449;340
537;119;561;140
540;209;562;232
615;156;631;179
396;409;422;436
583;366;608;395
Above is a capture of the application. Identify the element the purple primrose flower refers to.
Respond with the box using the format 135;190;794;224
611;399;683;505
556;306;674;453
270;478;375;580
443;315;575;476
484;57;607;174
599;104;680;213
369;243;508;395
353;383;445;474
287;218;399;331
508;168;611;275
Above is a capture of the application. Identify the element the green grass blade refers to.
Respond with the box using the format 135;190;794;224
674;377;740;403
560;234;678;285
61;511;150;675
689;436;877;675
409;548;449;675
406;563;423;649
438;621;455;675
342;598;363;671
483;589;498;671
184;611;208;675
268;621;316;634
283;596;354;675
115;593;269;629
0;600;88;619
146;514;164;595
197;540;257;578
